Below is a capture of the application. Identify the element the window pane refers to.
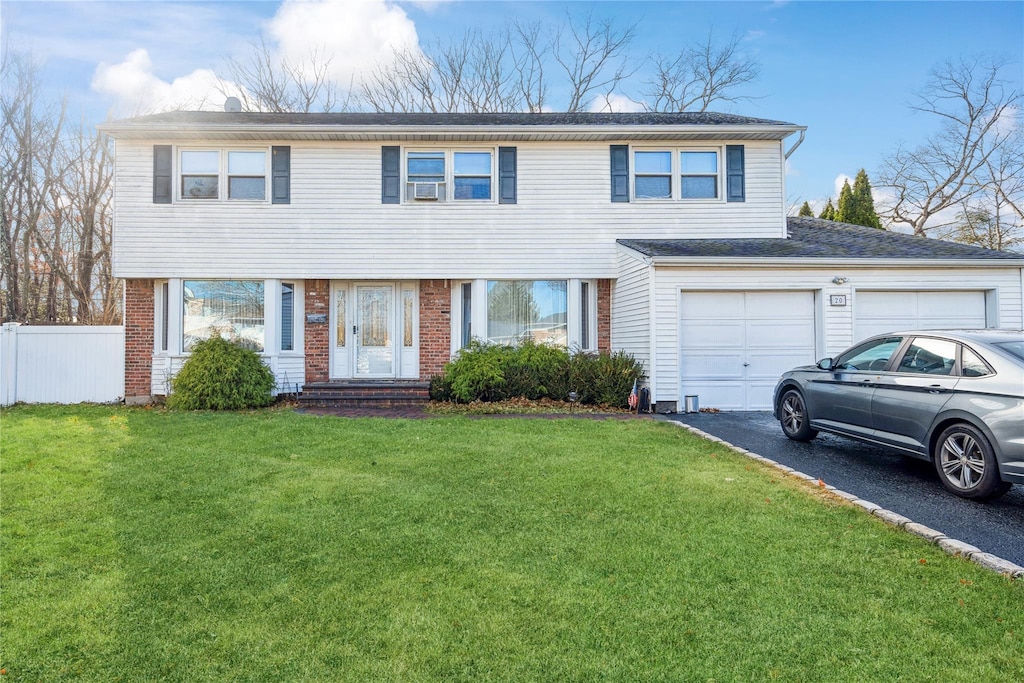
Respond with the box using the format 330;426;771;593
454;152;491;175
229;176;266;200
408;152;445;180
281;283;294;352
635;151;671;174
681;176;717;199
487;280;567;347
681;151;718;174
961;346;990;377
462;283;472;347
835;337;903;371
181;150;219;173
580;281;591;350
182;176;218;199
454;176;491;200
896;338;956;375
635;175;671;199
183;280;264;352
228;151;265;174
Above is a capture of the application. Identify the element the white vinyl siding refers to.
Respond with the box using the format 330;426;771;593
111;139;787;279
612;248;652;378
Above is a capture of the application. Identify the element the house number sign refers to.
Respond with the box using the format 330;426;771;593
829;295;848;306
306;313;328;324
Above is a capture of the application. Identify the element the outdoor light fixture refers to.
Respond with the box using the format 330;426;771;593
831;276;848;285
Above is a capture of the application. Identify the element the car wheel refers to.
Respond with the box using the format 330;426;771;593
934;423;1012;500
779;389;818;442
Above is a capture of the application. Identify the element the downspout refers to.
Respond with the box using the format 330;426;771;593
784;130;805;159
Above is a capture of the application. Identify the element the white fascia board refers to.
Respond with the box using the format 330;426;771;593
648;257;1024;268
99;122;807;142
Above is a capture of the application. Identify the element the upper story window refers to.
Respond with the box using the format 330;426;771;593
405;149;493;202
179;149;268;201
632;147;721;201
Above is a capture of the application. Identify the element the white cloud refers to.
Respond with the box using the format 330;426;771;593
589;93;647;113
91;49;238;115
833;173;853;197
266;0;421;87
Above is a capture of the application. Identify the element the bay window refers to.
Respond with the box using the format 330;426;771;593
183;280;265;352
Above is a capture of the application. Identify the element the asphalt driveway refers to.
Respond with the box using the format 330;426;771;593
662;411;1024;567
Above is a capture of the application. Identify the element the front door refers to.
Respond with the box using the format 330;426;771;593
355;284;395;377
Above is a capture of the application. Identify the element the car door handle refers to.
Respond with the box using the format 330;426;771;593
928;385;947;394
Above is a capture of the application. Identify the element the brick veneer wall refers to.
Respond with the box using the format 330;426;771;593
419;279;452;379
597;278;612;353
304;279;330;383
124;279;154;404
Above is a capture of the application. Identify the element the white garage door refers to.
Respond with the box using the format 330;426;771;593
680;291;817;411
855;290;987;339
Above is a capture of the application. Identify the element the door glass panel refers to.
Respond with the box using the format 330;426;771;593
335;289;347;347
896;338;956;375
357;286;394;375
403;290;414;347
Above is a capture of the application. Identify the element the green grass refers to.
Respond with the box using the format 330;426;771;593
2;405;1022;681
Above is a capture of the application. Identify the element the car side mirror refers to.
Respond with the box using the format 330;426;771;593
816;358;834;371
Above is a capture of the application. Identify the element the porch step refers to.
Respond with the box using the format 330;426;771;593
298;380;431;408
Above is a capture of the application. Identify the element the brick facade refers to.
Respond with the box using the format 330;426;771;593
124;279;155;404
304;279;330;383
597;278;612;353
419;279;452;379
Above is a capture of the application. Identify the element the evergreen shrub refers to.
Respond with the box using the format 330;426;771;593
168;335;276;410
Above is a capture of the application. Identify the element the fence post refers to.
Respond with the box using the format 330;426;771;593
1;323;20;406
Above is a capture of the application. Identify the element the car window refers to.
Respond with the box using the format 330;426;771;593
834;336;903;371
896;337;957;376
961;346;992;378
992;340;1024;361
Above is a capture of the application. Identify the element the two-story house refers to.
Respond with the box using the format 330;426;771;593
100;109;1024;411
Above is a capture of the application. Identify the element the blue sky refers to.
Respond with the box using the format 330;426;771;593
3;0;1022;208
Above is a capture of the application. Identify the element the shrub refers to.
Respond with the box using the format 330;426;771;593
167;335;276;410
431;340;645;408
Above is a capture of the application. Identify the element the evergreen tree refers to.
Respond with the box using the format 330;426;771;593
850;168;883;229
819;198;836;221
797;201;814;217
835;179;854;223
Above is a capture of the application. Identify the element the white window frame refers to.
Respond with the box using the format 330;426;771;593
631;146;724;202
404;148;496;203
176;147;271;203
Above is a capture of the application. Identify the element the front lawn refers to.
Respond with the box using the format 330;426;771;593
2;405;1021;681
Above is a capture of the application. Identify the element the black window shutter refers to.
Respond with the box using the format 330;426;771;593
382;146;401;204
726;145;745;202
610;145;629;202
272;146;290;204
153;145;172;204
498;146;517;204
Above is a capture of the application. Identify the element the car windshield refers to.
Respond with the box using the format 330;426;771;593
992;340;1024;362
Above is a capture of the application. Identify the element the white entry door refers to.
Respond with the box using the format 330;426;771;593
680;291;818;410
355;284;395;377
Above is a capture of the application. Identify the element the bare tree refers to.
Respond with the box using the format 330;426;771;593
876;57;1022;239
219;39;353;113
551;12;638;112
643;32;760;112
510;20;549;113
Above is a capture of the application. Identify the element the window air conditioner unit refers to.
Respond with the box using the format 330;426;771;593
413;182;440;200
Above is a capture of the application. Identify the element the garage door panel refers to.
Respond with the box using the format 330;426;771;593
681;353;745;379
857;291;987;340
680;290;817;411
858;291;917;316
682;322;743;348
918;291;984;316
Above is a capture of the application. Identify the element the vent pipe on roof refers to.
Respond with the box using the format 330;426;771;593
224;97;242;113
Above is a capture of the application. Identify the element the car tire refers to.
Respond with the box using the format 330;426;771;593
779;389;818;442
934;423;1012;500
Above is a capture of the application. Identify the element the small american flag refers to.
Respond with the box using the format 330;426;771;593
628;379;638;410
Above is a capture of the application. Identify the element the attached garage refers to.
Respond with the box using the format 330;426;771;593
679;291;817;410
855;290;988;339
615;217;1024;413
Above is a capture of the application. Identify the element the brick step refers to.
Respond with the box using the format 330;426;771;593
299;380;431;408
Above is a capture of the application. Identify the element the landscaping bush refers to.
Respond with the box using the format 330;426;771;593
167;335;276;410
430;340;645;408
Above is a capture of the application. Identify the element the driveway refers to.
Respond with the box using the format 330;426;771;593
662;411;1024;567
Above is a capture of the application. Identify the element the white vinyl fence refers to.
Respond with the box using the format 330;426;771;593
1;323;125;406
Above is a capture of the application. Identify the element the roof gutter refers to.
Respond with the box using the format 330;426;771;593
784;129;805;159
646;256;1024;268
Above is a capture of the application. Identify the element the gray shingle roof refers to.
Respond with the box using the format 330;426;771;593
618;217;1024;261
104;110;798;128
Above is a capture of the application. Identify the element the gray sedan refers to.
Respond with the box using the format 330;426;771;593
774;330;1024;500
